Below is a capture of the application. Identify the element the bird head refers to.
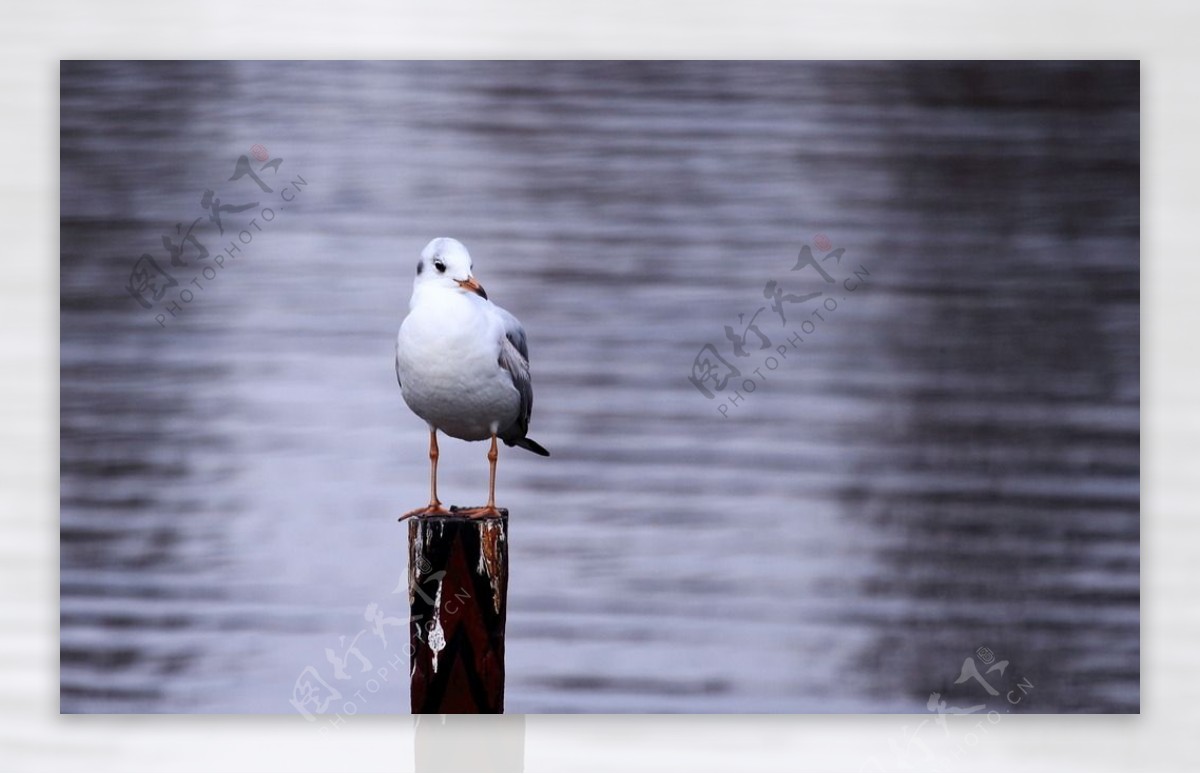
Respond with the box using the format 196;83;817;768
415;237;487;299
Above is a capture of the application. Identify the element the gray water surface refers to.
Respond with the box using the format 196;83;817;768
60;61;1139;714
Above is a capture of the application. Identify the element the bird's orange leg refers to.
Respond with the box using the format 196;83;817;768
486;433;498;511
400;429;450;520
462;434;502;519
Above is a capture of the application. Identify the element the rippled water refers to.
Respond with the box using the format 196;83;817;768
60;61;1139;713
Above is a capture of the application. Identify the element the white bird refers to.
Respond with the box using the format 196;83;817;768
396;238;549;519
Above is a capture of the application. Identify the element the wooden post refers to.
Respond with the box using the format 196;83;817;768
407;510;509;713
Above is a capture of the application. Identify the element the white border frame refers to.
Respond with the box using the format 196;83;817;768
5;1;1194;770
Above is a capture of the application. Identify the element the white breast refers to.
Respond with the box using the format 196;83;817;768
396;289;521;441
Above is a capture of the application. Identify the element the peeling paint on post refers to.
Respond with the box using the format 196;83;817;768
408;510;509;713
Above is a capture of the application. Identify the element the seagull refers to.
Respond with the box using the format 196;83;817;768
396;238;549;519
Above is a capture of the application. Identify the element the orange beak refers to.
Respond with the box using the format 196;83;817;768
457;275;488;299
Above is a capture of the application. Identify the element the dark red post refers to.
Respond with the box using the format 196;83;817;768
407;510;509;713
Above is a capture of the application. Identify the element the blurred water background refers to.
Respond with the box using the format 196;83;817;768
59;61;1139;714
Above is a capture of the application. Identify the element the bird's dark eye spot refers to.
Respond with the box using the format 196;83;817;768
416;260;423;275
434;259;446;273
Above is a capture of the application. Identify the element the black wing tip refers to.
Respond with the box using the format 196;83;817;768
518;437;550;457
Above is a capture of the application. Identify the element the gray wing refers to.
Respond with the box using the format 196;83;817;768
495;307;533;438
495;306;528;362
